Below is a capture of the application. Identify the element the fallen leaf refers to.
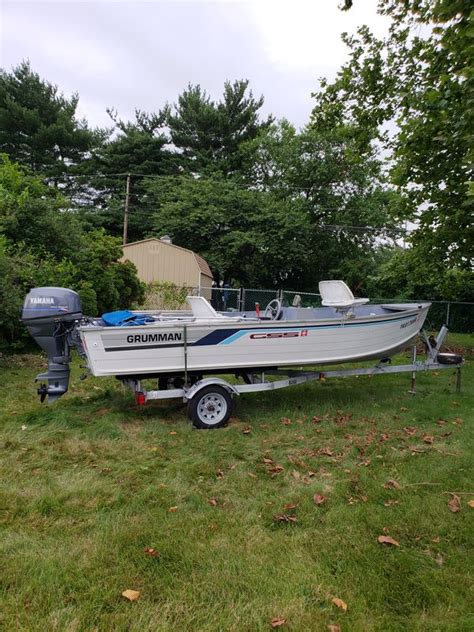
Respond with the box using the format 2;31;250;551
400;407;408;412
248;472;257;478
21;425;27;431
292;470;301;480
273;514;297;523
384;500;399;507
468;500;474;508
144;547;160;557
423;435;434;444
384;479;401;490
169;431;177;435
379;433;390;442
122;589;140;601
268;465;284;475
283;503;297;510
377;535;400;547
168;506;178;512
327;626;341;632
216;469;225;478
448;494;461;513
334;411;353;425
242;427;252;434
331;597;348;611
403;426;417;435
281;417;292;425
318;447;333;457
313;494;327;505
263;457;274;464
271;617;286;628
432;536;440;543
208;498;218;507
436;419;447;426
312;416;323;423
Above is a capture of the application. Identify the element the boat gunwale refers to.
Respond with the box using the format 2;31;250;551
77;303;431;333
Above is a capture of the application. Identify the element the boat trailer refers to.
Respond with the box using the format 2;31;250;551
121;326;463;429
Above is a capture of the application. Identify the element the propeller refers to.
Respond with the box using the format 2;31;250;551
37;384;48;403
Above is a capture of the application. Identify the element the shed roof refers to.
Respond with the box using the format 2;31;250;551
123;238;213;279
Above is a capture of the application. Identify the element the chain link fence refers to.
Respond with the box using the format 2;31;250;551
240;288;279;311
202;287;241;311
281;290;322;308
371;299;473;333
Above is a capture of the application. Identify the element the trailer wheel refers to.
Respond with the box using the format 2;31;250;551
188;385;233;429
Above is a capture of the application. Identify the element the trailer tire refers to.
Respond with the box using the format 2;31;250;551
188;385;233;429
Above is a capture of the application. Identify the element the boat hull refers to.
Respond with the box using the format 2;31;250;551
79;305;430;377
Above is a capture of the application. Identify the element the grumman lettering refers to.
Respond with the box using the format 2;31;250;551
250;330;309;340
126;332;182;344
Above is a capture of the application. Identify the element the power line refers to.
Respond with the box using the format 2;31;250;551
60;171;388;193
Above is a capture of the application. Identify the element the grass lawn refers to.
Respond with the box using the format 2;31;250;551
1;333;473;631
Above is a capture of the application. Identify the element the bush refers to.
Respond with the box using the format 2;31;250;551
138;281;191;310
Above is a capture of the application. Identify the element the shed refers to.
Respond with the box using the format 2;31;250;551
121;238;213;293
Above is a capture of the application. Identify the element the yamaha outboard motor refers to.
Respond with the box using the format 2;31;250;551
22;287;83;403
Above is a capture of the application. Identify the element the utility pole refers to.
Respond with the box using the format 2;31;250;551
123;173;131;245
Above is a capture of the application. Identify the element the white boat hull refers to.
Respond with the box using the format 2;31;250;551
79;305;430;377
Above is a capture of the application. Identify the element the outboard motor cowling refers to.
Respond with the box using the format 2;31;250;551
22;287;83;402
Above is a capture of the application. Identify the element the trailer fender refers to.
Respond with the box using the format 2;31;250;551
185;378;240;401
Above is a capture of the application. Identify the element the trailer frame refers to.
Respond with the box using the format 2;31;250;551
119;326;463;428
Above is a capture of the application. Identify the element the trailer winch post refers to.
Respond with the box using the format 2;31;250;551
409;343;417;395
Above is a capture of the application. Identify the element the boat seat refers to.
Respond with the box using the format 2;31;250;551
187;296;226;319
318;280;369;309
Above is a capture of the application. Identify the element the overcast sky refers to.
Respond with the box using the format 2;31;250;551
1;0;389;130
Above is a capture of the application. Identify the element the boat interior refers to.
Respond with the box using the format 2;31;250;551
85;296;427;329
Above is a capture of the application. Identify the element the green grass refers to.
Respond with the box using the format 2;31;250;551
1;333;473;631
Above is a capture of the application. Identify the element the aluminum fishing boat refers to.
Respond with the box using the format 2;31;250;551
78;296;430;378
23;282;464;429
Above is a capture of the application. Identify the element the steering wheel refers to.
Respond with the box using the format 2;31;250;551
264;299;283;320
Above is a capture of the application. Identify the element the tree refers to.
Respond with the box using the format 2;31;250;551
77;111;179;242
144;175;311;287
311;0;473;281
163;80;273;176
241;121;398;292
0;154;82;259
0;62;100;183
0;156;145;350
142;116;396;291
